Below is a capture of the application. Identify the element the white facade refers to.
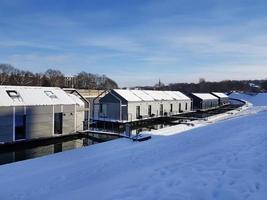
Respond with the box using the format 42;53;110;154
97;89;192;122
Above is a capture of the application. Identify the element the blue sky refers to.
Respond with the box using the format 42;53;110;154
0;0;267;87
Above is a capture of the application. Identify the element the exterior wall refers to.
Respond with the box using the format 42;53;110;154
63;105;76;134
75;105;85;131
97;91;192;122
210;93;229;106
127;100;192;122
190;94;219;111
98;92;128;121
26;105;54;140
220;97;229;105
0;107;13;143
190;95;202;110
202;99;219;110
0;104;85;143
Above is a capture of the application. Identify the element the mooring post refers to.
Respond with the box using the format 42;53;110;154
125;123;131;138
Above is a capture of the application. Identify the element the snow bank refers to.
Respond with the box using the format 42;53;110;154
229;92;267;106
0;104;267;199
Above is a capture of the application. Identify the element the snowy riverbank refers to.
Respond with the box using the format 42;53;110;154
0;93;267;200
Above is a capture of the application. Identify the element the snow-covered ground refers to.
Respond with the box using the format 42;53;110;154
0;93;267;200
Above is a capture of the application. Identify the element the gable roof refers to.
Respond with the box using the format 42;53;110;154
113;89;142;102
192;93;218;100
211;92;228;98
143;90;174;101
130;90;155;101
111;89;191;102
164;91;191;101
0;86;82;107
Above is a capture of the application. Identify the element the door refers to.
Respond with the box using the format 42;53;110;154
148;105;152;116
160;104;163;116
15;115;26;140
54;113;63;134
136;106;141;119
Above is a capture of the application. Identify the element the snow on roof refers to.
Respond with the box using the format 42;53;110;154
0;86;82;107
130;90;155;101
68;94;85;107
211;92;228;98
113;89;142;102
143;90;174;101
111;89;190;102
192;93;218;100
164;91;191;101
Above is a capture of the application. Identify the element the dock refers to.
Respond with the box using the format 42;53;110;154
78;129;152;142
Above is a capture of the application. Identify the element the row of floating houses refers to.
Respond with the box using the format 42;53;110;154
0;86;229;144
93;89;229;123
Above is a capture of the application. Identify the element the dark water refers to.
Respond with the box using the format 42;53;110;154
0;134;117;166
0;103;243;166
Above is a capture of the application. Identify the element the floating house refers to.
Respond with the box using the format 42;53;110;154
211;92;229;106
189;93;219;111
0;86;88;144
94;89;192;123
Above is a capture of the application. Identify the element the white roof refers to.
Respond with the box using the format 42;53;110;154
0;86;83;107
113;89;142;102
164;91;191;101
143;90;174;101
130;90;155;101
192;93;218;100
111;89;191;102
211;92;228;98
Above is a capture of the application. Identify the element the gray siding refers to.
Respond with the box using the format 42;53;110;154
26;105;53;139
0;104;84;143
63;105;75;134
0;107;13;143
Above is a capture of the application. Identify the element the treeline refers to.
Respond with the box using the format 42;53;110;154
0;64;118;89
141;79;267;93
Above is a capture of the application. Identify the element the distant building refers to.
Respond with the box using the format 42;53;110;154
189;93;219;111
0;86;87;144
211;92;229;106
93;89;192;123
64;76;76;88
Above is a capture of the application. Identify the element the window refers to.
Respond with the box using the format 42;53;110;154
160;104;163;115
7;90;20;98
185;103;188;110
170;104;173;112
99;104;103;113
6;90;23;102
136;106;141;119
15;115;26;140
148;105;152;116
179;103;181;112
45;91;57;98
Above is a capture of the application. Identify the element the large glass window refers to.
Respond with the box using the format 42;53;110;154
54;113;63;134
15;115;26;140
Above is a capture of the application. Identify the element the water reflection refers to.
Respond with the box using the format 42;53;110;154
0;136;115;166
